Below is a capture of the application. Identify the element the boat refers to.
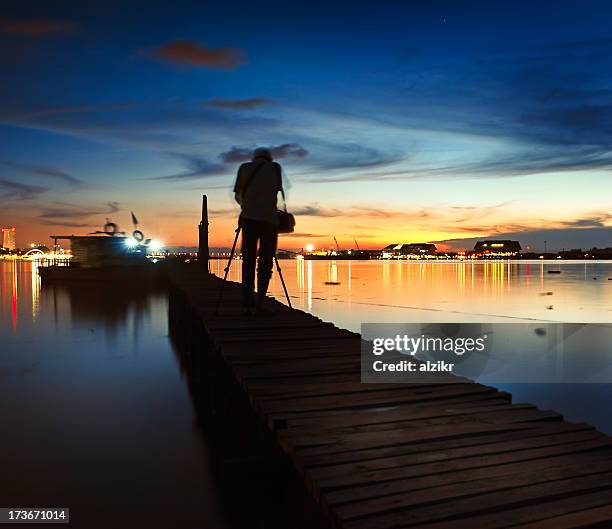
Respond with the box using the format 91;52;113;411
39;217;165;283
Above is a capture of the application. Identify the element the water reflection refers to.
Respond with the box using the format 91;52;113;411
262;260;612;327
41;280;165;348
0;261;229;529
209;258;612;325
233;258;612;433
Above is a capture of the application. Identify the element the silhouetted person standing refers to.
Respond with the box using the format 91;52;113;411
233;147;283;315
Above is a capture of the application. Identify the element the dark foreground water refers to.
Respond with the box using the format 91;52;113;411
0;261;229;528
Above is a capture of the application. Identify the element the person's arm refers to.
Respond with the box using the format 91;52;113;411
233;165;244;205
274;162;285;208
274;162;283;194
273;162;283;204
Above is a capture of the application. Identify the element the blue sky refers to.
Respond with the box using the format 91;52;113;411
1;1;611;250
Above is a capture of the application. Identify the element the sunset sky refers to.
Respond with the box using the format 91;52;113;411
1;1;611;251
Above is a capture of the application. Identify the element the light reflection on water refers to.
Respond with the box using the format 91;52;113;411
211;259;612;328
0;261;228;529
212;258;612;433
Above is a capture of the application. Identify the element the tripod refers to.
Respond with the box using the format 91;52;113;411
215;225;292;315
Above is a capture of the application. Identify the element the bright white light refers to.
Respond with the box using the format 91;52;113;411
305;244;314;252
149;239;164;251
125;237;138;248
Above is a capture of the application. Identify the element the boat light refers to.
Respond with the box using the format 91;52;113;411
149;240;164;251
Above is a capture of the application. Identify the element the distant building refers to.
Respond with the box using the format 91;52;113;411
473;240;521;257
1;227;16;251
558;248;584;259
382;243;437;258
399;243;437;255
382;244;402;254
584;248;612;260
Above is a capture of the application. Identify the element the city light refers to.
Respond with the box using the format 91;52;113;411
124;237;139;248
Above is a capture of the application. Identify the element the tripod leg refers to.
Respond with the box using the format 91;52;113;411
274;256;292;309
215;226;241;315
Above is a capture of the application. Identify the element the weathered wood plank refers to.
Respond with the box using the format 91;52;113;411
342;471;612;529
515;504;612;529
260;384;500;415
407;490;612;529
322;429;605;504
322;438;612;508
296;422;594;470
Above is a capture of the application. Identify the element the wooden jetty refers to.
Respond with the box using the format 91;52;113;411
168;265;612;529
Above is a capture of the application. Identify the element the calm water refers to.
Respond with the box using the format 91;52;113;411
0;260;229;528
211;259;612;328
2;258;611;522
213;258;612;433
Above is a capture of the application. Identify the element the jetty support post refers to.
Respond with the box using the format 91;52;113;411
198;194;209;272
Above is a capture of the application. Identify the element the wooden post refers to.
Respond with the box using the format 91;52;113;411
198;195;209;272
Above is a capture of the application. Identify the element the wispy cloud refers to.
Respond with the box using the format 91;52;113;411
1;161;85;187
42;220;95;228
0;178;48;200
148;153;227;180
148;40;247;69
282;232;329;238
220;143;309;163
205;97;273;110
0;19;79;37
560;213;612;229
39;202;120;223
0;100;278;153
208;207;234;218
431;208;612;250
291;204;343;217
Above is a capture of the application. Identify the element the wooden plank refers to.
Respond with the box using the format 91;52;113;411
281;415;560;456
515;504;612;529
342;471;612;529
254;383;457;402
288;406;549;438
322;429;605;504
278;398;518;429
296;422;594;470
322;438;612;508
267;392;513;431
408;490;612;529
260;384;500;415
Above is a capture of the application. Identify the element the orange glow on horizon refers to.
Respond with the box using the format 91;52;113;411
4;198;611;252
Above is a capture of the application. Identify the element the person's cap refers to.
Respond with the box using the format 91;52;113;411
252;147;273;161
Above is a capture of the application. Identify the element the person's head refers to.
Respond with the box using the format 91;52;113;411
252;147;273;162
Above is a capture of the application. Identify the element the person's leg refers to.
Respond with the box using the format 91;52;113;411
256;221;278;309
240;219;258;308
